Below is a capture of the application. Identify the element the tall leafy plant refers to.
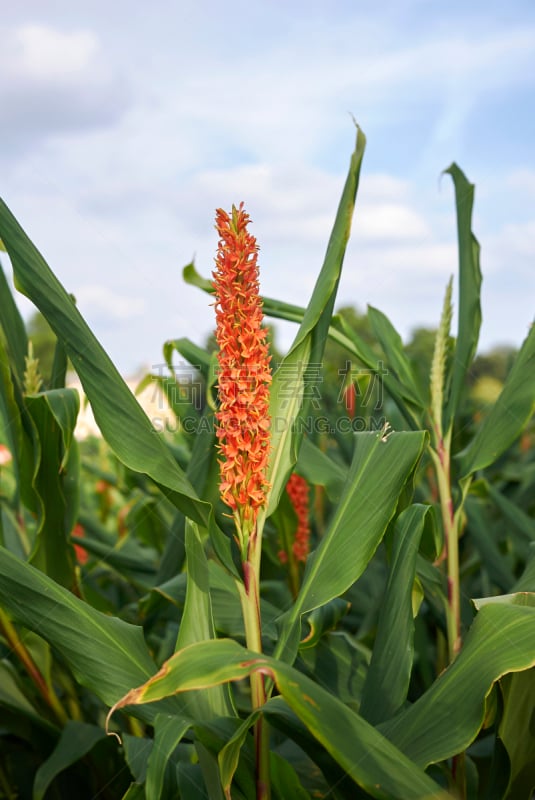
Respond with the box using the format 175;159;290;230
0;128;534;800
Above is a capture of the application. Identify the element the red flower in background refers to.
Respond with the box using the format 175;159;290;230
0;445;12;466
72;523;88;565
286;473;311;562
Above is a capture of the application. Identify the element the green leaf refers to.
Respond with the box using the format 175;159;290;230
0;335;24;506
109;638;447;799
457;323;535;477
217;710;260;797
214;718;310;800
155;512;187;585
0;198;209;525
174;520;234;718
297;436;346;502
122;734;153;783
472;592;535;610
269;751;312;800
330;313;422;429
512;544;535;592
0;546;159;711
360;505;431;724
367;306;425;408
36;388;79;469
266;129;366;516
182;261;214;294
499;668;535;800
72;528;158;588
464;496;516;591
0;660;55;730
277;429;427;664
183;268;422;434
25;391;79;587
33;721;106;800
486;481;535;543
145;713;192;800
380;599;535;767
183;262;305;329
163;336;212;380
443;164;482;428
299;599;351;650
0;502;29;559
176;762;211;800
49;334;69;390
264;695;361;799
266;336;311;516
0;260;28;380
298;631;368;708
121;784;146;800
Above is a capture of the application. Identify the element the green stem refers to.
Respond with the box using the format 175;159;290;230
0;607;68;725
431;435;461;662
237;525;270;800
430;439;468;799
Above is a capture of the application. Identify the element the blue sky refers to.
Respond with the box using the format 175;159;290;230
1;1;534;373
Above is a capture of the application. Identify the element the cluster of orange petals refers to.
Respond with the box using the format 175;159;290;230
284;473;311;562
213;204;271;532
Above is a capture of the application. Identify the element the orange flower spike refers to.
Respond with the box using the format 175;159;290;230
286;473;311;563
213;203;271;545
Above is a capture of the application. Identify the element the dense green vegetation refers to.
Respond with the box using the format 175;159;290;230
0;131;533;799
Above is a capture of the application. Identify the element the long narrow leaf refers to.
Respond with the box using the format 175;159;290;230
498;669;535;799
379;598;535;767
0;337;24;505
0;547;157;709
443;164;482;428
457;323;535;477
360;505;432;724
109;638;447;800
276;429;427;663
145;713;193;800
265;128;366;515
33;722;106;800
174;520;234;718
330;313;422;429
367;306;425;408
0;199;209;525
0;260;28;380
26;391;79;587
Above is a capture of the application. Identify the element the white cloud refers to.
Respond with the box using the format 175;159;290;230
14;25;99;81
0;24;131;154
354;205;431;242
1;4;534;371
75;285;145;321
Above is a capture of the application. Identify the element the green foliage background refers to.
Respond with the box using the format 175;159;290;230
0;131;534;799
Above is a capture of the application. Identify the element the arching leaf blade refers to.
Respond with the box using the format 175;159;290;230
0;198;209;525
109;638;447;800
